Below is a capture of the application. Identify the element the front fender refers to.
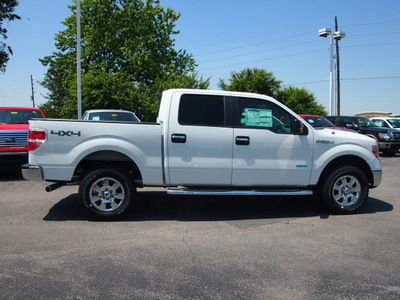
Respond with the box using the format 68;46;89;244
309;143;380;185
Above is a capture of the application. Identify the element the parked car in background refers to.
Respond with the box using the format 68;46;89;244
370;117;400;130
82;109;140;122
299;115;357;132
0;107;45;165
326;116;400;155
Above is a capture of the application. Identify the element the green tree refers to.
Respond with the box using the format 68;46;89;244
219;67;327;115
40;0;208;121
276;86;327;115
218;67;282;97
0;0;20;73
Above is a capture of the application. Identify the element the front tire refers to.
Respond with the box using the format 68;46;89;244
79;167;135;220
320;166;369;214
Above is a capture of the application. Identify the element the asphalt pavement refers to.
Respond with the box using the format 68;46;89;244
0;155;399;300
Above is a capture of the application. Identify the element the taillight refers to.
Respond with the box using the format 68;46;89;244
28;129;47;151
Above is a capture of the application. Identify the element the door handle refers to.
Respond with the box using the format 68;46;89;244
235;136;250;145
171;134;186;143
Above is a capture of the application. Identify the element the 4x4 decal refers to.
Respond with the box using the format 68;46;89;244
51;130;81;137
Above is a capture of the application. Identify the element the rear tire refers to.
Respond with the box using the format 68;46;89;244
320;166;368;214
79;167;135;220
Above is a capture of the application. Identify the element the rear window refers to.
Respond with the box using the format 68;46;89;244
178;94;225;127
0;109;44;124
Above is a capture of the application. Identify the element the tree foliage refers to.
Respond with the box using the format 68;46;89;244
40;0;208;120
0;0;20;73
218;68;281;97
276;86;327;115
219;67;327;115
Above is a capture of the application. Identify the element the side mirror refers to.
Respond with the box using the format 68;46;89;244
294;118;307;135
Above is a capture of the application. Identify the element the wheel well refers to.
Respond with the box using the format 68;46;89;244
318;155;373;187
73;150;143;187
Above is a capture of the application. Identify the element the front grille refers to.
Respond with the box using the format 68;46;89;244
0;130;28;149
392;131;400;142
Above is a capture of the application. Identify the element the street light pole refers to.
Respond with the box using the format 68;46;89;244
329;31;335;115
335;16;341;115
319;25;345;116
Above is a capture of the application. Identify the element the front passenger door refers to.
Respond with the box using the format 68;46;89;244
231;96;313;187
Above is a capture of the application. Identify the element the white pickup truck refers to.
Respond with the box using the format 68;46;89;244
22;89;382;219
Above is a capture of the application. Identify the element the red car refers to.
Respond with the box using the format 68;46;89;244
299;115;357;132
0;107;45;165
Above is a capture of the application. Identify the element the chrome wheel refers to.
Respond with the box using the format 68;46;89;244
332;175;361;207
89;176;126;212
321;166;368;214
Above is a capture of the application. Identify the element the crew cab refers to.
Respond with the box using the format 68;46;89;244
22;89;382;219
326;116;400;155
370;117;400;130
0;107;45;165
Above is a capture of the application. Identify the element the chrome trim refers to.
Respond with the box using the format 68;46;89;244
0;151;27;156
21;164;44;181
167;189;314;196
371;170;382;188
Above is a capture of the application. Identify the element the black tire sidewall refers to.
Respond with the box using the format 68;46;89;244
321;166;369;214
79;167;135;220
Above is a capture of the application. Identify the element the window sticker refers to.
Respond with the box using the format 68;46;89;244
11;111;18;115
243;108;272;127
111;114;117;117
93;116;100;120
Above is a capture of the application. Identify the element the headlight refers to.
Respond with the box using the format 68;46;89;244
378;133;391;141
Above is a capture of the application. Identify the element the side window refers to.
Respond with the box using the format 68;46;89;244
237;97;293;134
379;120;389;128
337;117;351;127
178;94;225;127
373;119;384;127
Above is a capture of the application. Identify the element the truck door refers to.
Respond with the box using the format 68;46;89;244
166;92;234;186
231;96;313;187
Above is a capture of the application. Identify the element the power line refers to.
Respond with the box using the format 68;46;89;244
287;76;400;86
198;49;326;72
341;20;400;28
194;31;314;57
342;42;400;48
197;40;320;64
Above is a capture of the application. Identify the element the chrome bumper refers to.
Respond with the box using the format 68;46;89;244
371;170;382;188
21;164;44;181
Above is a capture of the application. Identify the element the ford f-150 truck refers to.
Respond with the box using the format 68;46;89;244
0;107;45;165
22;89;382;220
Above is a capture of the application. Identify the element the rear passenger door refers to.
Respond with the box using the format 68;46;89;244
166;92;234;186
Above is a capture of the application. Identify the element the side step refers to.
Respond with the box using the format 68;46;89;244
167;189;314;196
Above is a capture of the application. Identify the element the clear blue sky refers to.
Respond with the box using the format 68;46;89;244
1;0;399;116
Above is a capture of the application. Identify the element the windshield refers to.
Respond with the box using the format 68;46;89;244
0;109;44;124
88;111;139;122
355;117;378;127
302;116;334;128
388;119;400;128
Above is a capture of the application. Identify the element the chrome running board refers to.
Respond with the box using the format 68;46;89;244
167;189;313;196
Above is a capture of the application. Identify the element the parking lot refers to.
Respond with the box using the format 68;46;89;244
1;155;399;300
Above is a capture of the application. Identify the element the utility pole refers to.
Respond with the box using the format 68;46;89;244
335;16;341;115
77;0;82;119
31;75;35;108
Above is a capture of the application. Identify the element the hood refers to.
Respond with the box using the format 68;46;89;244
0;123;29;131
